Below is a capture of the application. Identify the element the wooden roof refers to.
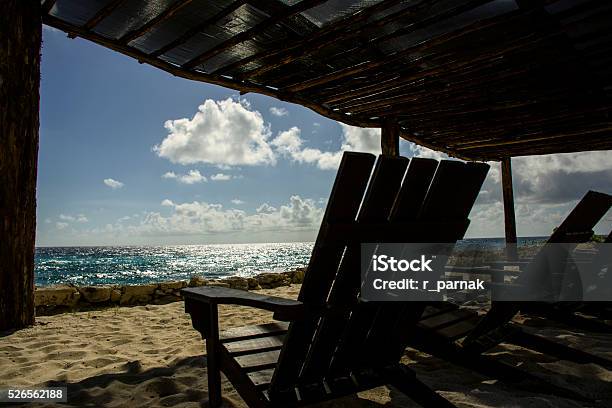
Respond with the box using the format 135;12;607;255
42;0;612;161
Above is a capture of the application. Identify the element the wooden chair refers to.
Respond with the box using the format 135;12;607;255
406;190;612;400
182;152;489;408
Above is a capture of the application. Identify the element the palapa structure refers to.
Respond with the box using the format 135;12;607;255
1;0;611;329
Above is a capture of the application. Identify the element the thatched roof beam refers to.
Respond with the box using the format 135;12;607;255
284;8;527;93
41;0;57;14
501;157;518;261
217;0;418;76
181;0;328;70
248;0;492;81
149;0;248;58
214;0;406;76
381;119;400;156
119;0;195;44
83;0;128;31
42;14;379;129
398;130;471;160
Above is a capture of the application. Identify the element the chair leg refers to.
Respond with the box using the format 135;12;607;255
388;366;456;408
206;304;222;407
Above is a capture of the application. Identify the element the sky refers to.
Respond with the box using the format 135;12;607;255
37;26;612;246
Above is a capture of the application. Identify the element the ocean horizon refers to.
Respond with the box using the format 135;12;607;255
35;237;549;287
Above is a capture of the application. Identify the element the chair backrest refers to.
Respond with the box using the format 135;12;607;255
269;152;489;397
463;190;612;346
548;191;612;243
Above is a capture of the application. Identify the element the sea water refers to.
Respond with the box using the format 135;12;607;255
35;237;547;286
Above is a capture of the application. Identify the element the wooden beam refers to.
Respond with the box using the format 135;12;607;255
41;0;57;14
501;158;518;261
1;0;41;330
214;0;405;75
248;0;491;81
283;8;527;93
83;0;128;31
181;0;328;70
149;0;248;58
381;119;400;156
119;0;195;44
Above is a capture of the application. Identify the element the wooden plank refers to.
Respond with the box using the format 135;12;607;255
214;0;406;75
381;119;400;156
235;350;280;371
83;0;128;31
501;158;518;261
181;0;329;70
223;335;285;355
418;309;477;330
248;368;275;388
269;152;376;396
391;158;439;222
366;161;488;361
220;322;289;342
435;316;481;341
41;0;57;14
299;155;409;381
119;0;196;44
149;0;248;58
550;190;612;242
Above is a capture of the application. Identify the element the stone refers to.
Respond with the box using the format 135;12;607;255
34;285;80;308
78;286;111;303
206;280;230;288
189;275;208;287
223;276;249;291
159;280;187;292
247;277;261;290
110;289;121;303
256;273;290;289
292;268;306;284
120;284;158;305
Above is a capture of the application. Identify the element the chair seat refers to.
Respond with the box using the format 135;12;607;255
219;323;289;392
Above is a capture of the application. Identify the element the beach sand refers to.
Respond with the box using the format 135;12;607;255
1;284;611;407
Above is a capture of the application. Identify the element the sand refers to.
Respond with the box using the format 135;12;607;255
1;284;611;407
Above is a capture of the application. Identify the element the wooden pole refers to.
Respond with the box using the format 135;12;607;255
381;119;400;156
501;157;518;261
0;0;41;330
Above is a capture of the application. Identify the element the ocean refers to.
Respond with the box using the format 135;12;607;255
35;237;548;287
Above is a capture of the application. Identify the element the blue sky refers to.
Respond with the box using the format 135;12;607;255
37;26;611;246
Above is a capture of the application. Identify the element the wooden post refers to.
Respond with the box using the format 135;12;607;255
0;0;41;330
381;119;400;156
501;157;518;261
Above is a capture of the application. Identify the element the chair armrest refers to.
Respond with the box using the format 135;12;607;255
182;286;305;321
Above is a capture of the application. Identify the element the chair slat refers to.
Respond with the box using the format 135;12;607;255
353;161;490;367
269;152;376;395
299;155;409;382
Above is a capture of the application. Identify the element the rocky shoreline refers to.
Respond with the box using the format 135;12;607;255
34;268;305;316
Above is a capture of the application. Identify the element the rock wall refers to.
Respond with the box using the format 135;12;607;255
34;268;306;316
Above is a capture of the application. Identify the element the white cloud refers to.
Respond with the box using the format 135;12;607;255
59;214;88;223
231;199;244;205
56;222;69;230
271;124;381;170
210;173;232;181
104;178;124;189
113;195;323;236
162;170;207;184
154;98;276;167
257;203;277;214
269;107;289;117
